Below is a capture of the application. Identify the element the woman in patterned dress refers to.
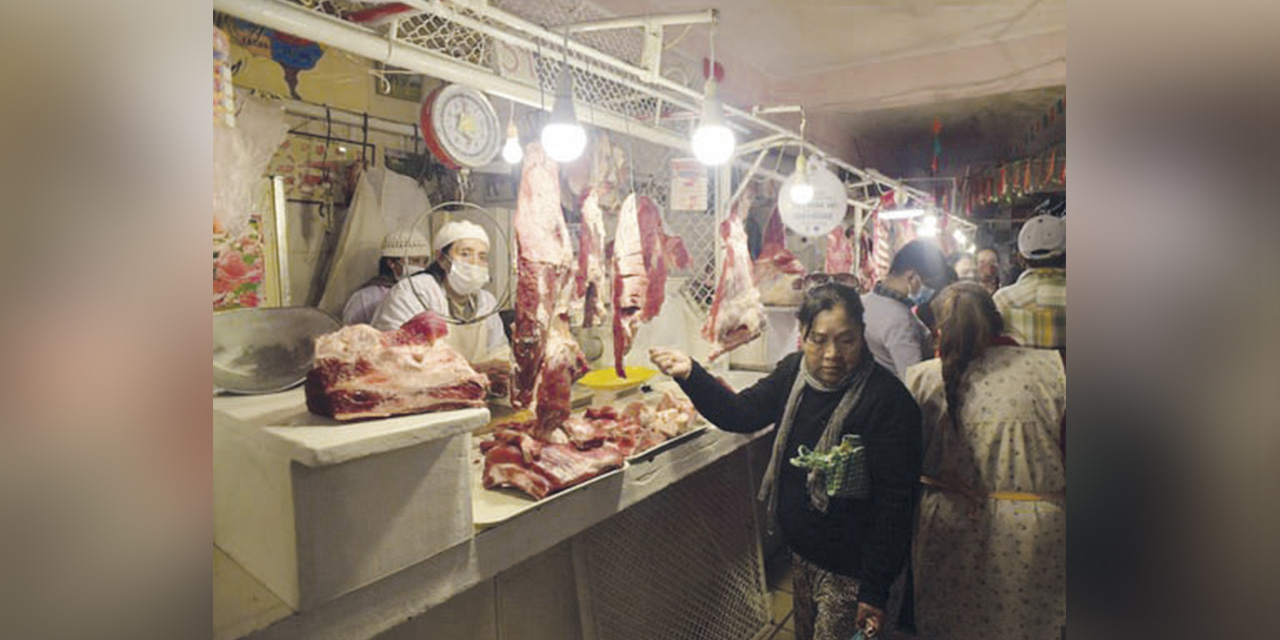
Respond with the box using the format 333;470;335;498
905;282;1066;639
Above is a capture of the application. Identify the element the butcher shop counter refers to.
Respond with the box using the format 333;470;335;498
216;370;775;640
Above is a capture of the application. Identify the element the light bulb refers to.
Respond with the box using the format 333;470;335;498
922;214;938;228
541;122;587;163
541;60;586;163
693;124;735;165
789;181;814;205
952;229;966;244
691;79;735;165
917;224;938;238
501;123;523;164
788;153;814;205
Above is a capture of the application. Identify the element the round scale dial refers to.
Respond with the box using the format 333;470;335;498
420;84;502;169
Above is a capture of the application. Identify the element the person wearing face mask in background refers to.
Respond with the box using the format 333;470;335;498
341;230;433;325
861;240;949;379
372;220;513;394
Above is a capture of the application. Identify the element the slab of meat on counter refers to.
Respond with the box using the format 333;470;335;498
305;311;488;420
702;200;766;360
512;142;584;411
482;441;625;500
611;193;691;377
753;207;808;306
479;390;699;500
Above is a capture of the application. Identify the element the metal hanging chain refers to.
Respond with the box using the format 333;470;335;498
456;168;471;202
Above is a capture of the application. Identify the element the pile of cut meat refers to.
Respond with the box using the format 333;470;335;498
480;390;698;499
305;311;489;420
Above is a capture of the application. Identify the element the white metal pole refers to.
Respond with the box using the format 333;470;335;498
561;10;717;33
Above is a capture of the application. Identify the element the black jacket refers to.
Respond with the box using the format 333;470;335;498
677;352;922;608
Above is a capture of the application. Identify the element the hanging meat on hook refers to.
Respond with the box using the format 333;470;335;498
702;199;766;360
825;222;854;275
611;194;691;377
753;207;808;306
512;143;589;434
575;189;609;328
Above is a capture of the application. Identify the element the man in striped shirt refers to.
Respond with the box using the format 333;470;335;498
994;215;1066;361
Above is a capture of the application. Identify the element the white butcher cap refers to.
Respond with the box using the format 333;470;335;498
433;220;490;255
381;229;432;258
1018;214;1066;259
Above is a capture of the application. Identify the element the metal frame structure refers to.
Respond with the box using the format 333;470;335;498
214;0;931;209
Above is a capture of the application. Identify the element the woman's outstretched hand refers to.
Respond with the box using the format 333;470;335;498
648;347;692;381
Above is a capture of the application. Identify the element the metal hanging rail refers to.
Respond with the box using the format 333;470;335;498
213;0;931;213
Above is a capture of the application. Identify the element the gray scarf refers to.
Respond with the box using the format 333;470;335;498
758;350;875;530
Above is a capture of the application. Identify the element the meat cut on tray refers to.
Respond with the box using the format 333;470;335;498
611;193;691;377
305;311;489;420
702;200;766;361
753;207;808;306
479;390;699;500
511;142;588;422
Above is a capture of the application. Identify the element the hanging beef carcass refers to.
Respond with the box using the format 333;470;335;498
753;207;807;306
574;189;609;328
825;223;854;275
305;311;489;420
702;200;766;360
611;194;691;376
589;132;627;213
511;142;587;425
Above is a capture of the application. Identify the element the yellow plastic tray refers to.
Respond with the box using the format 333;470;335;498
576;366;658;390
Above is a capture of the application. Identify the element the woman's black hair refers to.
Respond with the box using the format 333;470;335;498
377;256;399;279
797;282;864;337
421;242;453;283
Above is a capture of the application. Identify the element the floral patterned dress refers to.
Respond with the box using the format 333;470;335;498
905;346;1066;639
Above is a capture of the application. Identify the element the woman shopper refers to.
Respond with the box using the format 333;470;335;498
905;282;1066;639
649;283;921;639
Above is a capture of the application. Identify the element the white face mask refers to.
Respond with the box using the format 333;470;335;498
396;261;428;281
447;260;489;295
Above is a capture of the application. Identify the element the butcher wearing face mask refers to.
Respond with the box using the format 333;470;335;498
340;230;433;326
371;220;513;393
861;240;949;379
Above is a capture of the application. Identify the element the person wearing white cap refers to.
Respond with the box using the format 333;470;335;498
993;214;1066;360
372;220;512;388
341;230;433;325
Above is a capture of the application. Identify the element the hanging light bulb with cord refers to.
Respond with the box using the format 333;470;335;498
540;38;587;163
691;18;735;165
501;102;523;164
786;112;814;205
789;152;815;205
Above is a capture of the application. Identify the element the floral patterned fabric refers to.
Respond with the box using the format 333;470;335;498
905;347;1066;639
213;215;264;310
